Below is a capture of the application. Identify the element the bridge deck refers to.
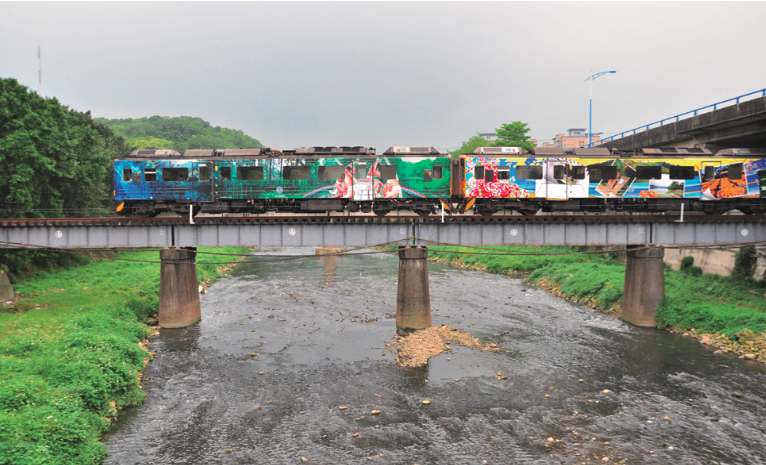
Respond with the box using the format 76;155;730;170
0;215;764;249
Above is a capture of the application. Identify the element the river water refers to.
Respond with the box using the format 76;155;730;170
104;248;766;464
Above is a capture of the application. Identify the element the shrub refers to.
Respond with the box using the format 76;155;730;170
733;246;756;279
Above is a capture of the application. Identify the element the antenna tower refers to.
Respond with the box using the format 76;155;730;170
38;46;41;95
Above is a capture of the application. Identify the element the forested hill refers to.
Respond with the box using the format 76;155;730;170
94;116;264;152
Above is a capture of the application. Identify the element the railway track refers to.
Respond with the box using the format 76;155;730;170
1;214;764;227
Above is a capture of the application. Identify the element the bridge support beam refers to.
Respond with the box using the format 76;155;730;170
396;246;431;331
622;246;665;327
159;247;201;328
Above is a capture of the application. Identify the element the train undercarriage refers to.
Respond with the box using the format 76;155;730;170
117;197;766;217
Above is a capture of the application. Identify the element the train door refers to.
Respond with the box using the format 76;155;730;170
701;161;720;182
352;161;373;200
374;160;400;199
700;161;720;199
759;169;766;198
545;160;567;200
193;162;213;202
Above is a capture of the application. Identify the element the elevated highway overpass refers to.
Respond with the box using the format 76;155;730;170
597;91;766;152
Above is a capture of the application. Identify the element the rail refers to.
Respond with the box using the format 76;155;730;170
585;87;766;148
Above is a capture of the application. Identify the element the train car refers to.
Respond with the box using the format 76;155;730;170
113;146;451;216
455;147;766;215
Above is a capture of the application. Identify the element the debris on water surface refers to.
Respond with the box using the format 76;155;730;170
391;325;501;367
422;399;431;405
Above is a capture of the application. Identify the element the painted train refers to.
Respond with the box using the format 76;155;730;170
114;146;766;217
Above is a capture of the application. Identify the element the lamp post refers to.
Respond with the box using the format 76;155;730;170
585;70;616;147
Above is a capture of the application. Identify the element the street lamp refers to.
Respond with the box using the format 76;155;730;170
584;70;616;147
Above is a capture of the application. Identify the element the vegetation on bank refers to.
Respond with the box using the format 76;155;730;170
0;248;249;465
94;115;264;152
426;246;766;340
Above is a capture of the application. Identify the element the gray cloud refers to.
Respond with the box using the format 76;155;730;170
2;2;765;151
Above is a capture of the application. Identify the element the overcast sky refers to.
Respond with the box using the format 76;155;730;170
2;2;765;151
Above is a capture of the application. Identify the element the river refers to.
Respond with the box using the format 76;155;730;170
104;247;766;464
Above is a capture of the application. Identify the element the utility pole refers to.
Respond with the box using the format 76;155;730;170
38;46;42;95
584;70;616;147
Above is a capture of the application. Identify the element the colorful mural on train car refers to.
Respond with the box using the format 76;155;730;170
115;159;211;202
115;156;451;203
461;156;766;201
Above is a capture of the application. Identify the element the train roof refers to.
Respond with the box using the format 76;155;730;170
127;148;280;158
383;147;441;155
286;146;376;156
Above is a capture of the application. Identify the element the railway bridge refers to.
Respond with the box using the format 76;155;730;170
1;214;764;332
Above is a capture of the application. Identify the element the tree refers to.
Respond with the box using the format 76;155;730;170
449;133;494;157
0;78;128;219
127;136;174;150
494;121;535;151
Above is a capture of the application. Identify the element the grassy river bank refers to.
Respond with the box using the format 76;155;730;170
0;247;250;465
425;246;766;362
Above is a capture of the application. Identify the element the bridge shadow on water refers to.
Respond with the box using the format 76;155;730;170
104;247;766;464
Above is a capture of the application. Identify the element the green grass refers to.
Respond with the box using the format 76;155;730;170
0;248;249;465
427;246;766;339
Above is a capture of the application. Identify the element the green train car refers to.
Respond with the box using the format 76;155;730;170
115;146;451;216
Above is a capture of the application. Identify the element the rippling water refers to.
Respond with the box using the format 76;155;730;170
104;247;766;464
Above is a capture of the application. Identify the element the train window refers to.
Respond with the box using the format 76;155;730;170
703;166;716;181
239;167;264;181
220;167;232;181
497;169;510;180
570;165;585;180
132;172;141;184
636;166;662;180
669;166;696;180
379;165;397;181
474;166;485;180
284;166;311;180
122;169;132;182
199;166;210;181
589;166;617;182
553;165;565;180
728;163;743;180
516;165;543;180
484;169;494;182
423;169;433;182
144;169;157;182
433;165;443;180
319;166;345;180
355;164;368;180
164;168;188;182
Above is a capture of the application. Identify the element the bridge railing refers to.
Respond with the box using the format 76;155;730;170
586;87;766;148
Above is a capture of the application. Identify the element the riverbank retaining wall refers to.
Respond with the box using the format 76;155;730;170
664;246;766;280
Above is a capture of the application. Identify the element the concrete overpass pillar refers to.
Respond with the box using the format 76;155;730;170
622;247;665;327
159;247;201;328
396;246;431;331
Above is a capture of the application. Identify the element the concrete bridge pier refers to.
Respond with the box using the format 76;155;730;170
621;246;665;327
159;247;201;328
396;246;431;331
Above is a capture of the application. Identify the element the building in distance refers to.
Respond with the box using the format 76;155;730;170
549;128;601;149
